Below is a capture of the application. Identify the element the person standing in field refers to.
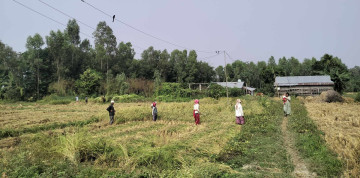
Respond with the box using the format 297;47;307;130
151;102;158;121
106;100;115;125
235;99;245;125
283;92;291;116
85;96;88;104
75;96;79;102
193;99;200;125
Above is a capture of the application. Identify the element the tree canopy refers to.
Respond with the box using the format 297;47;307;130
0;19;358;100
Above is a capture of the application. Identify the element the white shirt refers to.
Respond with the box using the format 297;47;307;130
285;96;291;102
194;104;199;114
235;104;244;117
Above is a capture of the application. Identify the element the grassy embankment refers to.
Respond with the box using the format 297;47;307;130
301;96;360;177
287;98;343;177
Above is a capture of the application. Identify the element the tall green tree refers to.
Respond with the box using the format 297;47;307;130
0;41;23;100
158;49;171;81
215;66;225;82
288;57;301;76
93;21;117;86
267;56;276;70
114;42;135;76
139;46;161;79
299;58;316;76
46;30;67;83
25;33;44;99
64;19;82;78
185;50;198;83
347;66;360;92
312;54;349;93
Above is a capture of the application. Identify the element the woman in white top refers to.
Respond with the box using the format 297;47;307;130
193;99;200;125
235;99;245;125
283;92;291;116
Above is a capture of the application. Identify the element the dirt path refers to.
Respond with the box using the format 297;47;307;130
281;117;316;178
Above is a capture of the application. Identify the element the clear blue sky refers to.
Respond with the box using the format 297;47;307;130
1;0;359;68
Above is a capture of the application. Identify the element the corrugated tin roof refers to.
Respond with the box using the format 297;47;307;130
274;76;334;86
244;87;256;91
215;82;244;88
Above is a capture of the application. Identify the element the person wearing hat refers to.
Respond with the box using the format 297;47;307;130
235;99;245;125
106;100;115;125
193;99;200;125
151;102;158;121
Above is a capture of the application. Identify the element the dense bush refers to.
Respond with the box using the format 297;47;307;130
3;87;23;101
157;83;203;98
355;92;360;103
206;83;226;99
128;78;154;97
48;80;75;96
112;94;146;103
40;94;75;103
258;83;275;97
75;69;102;96
228;87;243;97
106;73;129;95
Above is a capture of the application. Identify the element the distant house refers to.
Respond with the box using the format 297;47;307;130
274;76;334;96
244;87;256;96
215;79;244;89
215;79;256;95
190;79;256;96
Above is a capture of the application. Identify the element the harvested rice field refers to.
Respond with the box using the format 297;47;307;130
303;97;360;177
0;96;344;177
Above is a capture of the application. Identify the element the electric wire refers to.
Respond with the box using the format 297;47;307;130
80;0;216;54
15;0;146;51
13;0;220;62
38;0;95;31
12;0;92;38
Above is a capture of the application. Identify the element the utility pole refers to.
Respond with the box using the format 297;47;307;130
224;51;229;104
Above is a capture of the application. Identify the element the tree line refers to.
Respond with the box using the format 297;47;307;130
1;19;359;101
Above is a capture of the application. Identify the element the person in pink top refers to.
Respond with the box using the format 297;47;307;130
193;99;200;125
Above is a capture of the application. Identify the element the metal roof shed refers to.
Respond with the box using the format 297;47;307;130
274;76;334;86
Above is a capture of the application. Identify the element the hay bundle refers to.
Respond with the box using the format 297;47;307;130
320;90;344;103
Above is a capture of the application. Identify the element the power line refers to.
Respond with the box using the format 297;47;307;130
225;51;236;63
38;0;95;31
28;0;146;51
38;0;146;51
13;0;219;61
199;53;221;61
12;0;92;38
80;0;216;54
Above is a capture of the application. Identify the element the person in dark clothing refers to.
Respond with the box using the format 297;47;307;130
151;102;158;121
106;100;115;125
85;96;88;104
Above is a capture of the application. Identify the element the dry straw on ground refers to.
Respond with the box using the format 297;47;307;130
0;97;264;176
302;94;360;177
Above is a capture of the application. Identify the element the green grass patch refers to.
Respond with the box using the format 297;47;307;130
287;99;343;177
217;98;294;177
49;100;72;105
0;116;100;139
